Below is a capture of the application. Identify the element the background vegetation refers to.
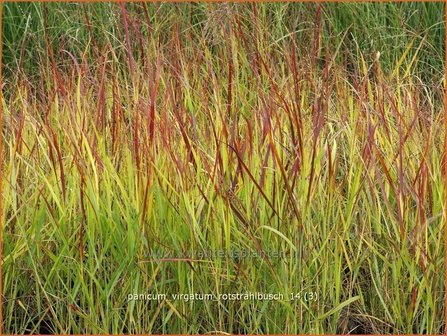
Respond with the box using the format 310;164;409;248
2;2;446;334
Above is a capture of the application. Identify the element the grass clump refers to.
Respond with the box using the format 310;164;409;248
2;2;445;334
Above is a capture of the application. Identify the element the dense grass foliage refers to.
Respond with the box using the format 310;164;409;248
2;2;445;82
2;2;446;334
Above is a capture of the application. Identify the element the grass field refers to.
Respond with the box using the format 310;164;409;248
2;2;446;334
